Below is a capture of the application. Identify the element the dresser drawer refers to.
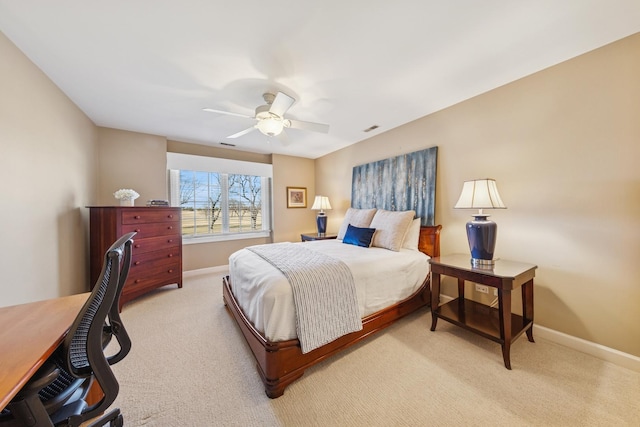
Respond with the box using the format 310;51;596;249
131;235;180;255
131;247;181;267
127;263;181;290
122;221;180;239
121;208;179;225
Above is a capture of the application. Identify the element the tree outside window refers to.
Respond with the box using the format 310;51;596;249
171;170;268;237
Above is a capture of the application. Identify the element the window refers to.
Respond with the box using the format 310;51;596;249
167;153;272;243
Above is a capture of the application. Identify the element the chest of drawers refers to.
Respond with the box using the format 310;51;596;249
88;206;182;310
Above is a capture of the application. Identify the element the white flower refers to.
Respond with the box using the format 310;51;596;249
113;189;140;200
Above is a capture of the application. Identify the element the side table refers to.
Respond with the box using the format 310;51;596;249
429;254;537;369
300;233;338;242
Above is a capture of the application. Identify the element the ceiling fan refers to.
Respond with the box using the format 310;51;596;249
203;91;329;139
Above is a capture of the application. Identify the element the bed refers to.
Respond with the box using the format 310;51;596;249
223;208;441;398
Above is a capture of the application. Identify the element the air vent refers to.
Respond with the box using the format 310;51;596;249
364;125;379;133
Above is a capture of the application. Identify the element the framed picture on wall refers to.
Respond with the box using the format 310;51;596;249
286;187;307;208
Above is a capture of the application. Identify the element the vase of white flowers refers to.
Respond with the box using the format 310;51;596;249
113;189;140;206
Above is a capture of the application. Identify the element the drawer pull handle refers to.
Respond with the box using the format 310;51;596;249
134;215;141;219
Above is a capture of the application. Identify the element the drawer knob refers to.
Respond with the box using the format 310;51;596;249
135;261;141;265
168;254;173;258
168;215;173;219
134;215;141;219
134;244;141;248
135;279;141;284
168;226;173;230
168;269;173;273
135;228;141;232
167;239;173;243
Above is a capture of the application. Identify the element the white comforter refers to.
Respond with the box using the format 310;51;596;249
228;239;430;342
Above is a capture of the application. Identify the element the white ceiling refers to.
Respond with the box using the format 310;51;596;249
1;1;639;159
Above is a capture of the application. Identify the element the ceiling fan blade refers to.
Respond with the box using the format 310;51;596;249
288;119;330;134
203;108;253;119
227;126;257;139
269;92;295;117
275;130;290;146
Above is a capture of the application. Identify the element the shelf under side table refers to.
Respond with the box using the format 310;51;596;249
436;298;533;344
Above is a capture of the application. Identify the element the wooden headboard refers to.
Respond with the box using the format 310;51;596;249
418;225;441;258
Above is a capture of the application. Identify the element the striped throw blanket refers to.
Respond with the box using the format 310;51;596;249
247;243;362;353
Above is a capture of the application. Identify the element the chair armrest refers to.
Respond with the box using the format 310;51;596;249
103;321;131;365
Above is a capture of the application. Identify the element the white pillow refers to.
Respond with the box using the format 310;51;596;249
402;218;421;251
369;209;416;252
337;208;377;240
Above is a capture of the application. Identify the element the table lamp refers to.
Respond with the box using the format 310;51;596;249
454;179;506;266
311;196;332;236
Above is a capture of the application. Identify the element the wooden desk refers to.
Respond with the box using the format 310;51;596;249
0;293;89;411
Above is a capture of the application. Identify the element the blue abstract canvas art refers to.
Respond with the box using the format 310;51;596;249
351;146;437;226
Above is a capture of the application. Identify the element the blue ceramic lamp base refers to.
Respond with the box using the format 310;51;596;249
316;213;327;236
466;215;498;267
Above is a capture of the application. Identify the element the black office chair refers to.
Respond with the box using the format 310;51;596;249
0;232;136;427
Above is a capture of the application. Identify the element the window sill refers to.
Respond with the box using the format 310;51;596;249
182;231;271;245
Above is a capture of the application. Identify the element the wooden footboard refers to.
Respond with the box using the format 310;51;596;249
223;225;441;398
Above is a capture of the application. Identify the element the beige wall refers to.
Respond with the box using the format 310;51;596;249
316;34;640;357
96;127;168;205
272;154;317;242
0;31;97;306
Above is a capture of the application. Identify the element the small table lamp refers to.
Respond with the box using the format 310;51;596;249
311;196;332;236
454;179;506;266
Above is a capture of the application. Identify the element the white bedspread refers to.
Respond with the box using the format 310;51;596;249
247;243;362;353
228;239;430;342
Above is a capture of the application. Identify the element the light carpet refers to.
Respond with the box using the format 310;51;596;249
108;270;640;426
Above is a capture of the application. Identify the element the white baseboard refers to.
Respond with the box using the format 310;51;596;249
438;294;640;373
533;325;640;373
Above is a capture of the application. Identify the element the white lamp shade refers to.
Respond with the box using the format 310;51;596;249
454;179;506;209
257;117;284;136
311;196;332;210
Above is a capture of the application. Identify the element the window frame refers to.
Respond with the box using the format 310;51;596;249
167;153;272;244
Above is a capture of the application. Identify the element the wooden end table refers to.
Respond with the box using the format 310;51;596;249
300;233;338;242
429;254;537;369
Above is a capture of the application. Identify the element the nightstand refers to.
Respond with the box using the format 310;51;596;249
300;233;338;242
429;254;537;369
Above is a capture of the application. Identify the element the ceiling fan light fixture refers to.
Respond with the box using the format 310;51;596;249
257;117;284;136
206;91;328;139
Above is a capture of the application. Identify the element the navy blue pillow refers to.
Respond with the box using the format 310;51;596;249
342;224;376;248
